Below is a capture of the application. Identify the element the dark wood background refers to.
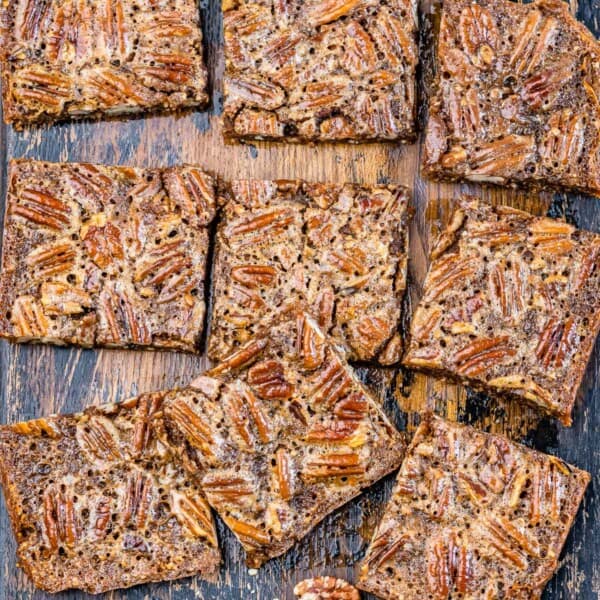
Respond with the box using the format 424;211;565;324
0;0;598;598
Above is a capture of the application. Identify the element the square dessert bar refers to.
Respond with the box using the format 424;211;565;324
0;159;216;351
0;0;208;128
403;198;600;425
209;179;410;365
0;394;221;594
222;0;418;142
424;0;600;196
163;309;405;567
358;414;590;599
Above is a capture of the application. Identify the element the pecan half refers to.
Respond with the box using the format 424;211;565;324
171;490;217;546
459;4;498;69
132;394;163;456
43;485;79;551
303;452;365;480
247;359;294;399
297;314;326;371
453;336;516;376
231;265;277;288
26;242;76;279
83;222;124;269
122;471;154;530
310;358;353;407
11;188;72;230
76;416;123;463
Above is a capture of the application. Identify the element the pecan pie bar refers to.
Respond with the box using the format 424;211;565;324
403;199;600;426
0;159;215;351
209;179;410;364
0;0;208;128
424;0;600;196
358;414;590;600
0;394;221;594
163;308;405;567
222;0;418;142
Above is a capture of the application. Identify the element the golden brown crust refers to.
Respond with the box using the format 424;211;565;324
0;395;221;594
222;0;418;142
423;0;600;196
0;159;216;352
164;308;406;567
208;179;410;364
403;198;600;425
0;0;208;128
358;413;590;600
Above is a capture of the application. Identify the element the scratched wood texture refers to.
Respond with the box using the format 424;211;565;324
0;0;599;598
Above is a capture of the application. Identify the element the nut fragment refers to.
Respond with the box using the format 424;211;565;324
294;576;360;599
171;490;218;546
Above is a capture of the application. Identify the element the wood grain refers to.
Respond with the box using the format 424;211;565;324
0;0;598;598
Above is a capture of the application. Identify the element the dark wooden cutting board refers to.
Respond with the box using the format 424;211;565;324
0;0;598;598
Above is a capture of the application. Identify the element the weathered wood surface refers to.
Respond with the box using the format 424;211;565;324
0;0;598;598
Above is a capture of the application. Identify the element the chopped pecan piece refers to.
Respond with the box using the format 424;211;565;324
424;0;600;196
40;282;93;316
358;414;590;600
404;198;600;426
165;397;215;455
294;576;360;599
459;4;498;69
170;491;218;546
9;296;49;338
